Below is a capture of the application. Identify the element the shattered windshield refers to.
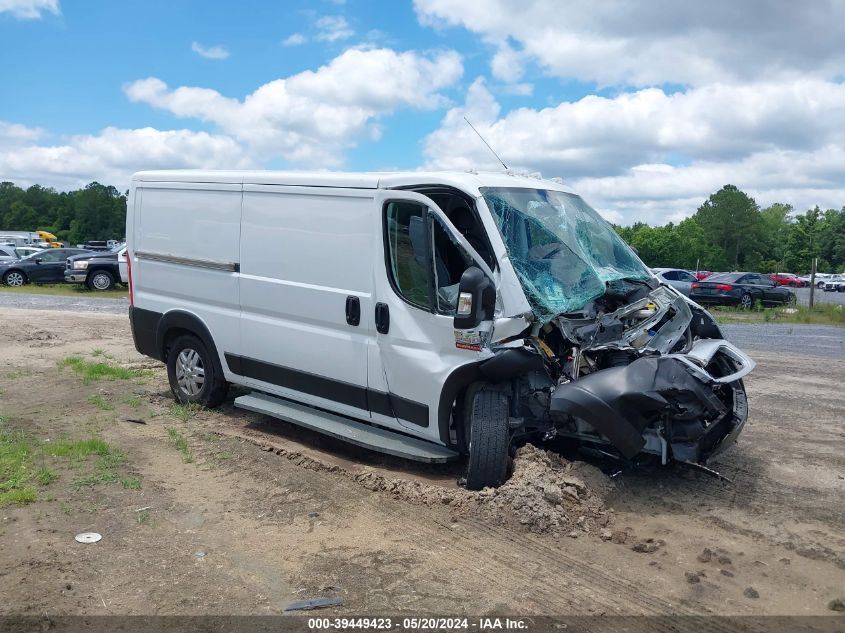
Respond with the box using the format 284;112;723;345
480;187;651;320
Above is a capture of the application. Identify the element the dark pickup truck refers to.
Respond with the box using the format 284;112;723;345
65;245;127;291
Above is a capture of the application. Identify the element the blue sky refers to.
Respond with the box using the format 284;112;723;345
2;0;845;224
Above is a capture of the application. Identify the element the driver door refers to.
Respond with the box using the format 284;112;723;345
30;249;66;282
368;190;495;444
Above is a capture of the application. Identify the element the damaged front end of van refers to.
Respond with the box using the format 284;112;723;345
457;187;753;484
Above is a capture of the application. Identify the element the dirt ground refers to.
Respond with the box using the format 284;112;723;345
0;309;842;619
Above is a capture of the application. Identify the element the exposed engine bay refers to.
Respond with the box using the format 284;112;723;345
489;277;754;468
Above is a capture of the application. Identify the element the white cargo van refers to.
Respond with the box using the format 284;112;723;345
127;170;755;488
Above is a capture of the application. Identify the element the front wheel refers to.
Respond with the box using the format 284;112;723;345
464;388;511;490
166;334;228;407
87;270;115;291
3;270;26;287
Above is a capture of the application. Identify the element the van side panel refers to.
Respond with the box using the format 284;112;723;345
236;185;374;420
132;182;242;374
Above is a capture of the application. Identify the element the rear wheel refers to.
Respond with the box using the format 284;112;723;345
739;293;753;309
166;334;228;407
464;388;511;490
87;270;115;291
3;270;26;287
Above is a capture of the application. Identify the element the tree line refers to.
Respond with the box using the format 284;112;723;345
0;181;126;246
1;180;843;274
615;185;845;274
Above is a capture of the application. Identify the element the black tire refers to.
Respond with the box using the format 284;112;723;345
87;269;115;291
464;388;510;490
3;270;27;287
739;293;753;310
166;334;228;407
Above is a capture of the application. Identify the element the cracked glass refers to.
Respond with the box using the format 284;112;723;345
480;187;651;320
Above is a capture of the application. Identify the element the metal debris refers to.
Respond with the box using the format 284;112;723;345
284;596;344;611
75;532;102;544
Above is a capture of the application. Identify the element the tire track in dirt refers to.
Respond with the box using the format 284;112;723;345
207;424;772;628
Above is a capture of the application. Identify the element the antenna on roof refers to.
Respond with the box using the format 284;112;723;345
463;117;508;170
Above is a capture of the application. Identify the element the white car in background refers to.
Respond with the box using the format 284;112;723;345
0;244;20;262
13;246;44;259
651;267;697;296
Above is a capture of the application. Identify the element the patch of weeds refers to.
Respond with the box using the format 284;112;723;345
137;508;151;525
0;488;37;505
169;403;202;423
120;476;142;489
34;466;58;485
167;428;194;463
126;397;142;409
0;423;38;506
59;356;149;383
87;395;114;411
72;450;127;490
44;437;111;464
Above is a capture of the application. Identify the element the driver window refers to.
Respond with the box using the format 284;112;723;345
384;202;434;311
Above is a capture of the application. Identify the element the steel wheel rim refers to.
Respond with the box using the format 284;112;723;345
92;273;110;290
6;272;23;287
175;348;205;396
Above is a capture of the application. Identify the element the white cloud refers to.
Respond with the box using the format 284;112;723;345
414;0;845;87
423;78;845;224
0;127;253;190
0;120;44;145
126;47;463;167
282;33;307;47
315;15;353;42
191;41;230;60
0;0;58;19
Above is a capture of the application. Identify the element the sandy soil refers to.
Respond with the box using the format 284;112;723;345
0;309;842;619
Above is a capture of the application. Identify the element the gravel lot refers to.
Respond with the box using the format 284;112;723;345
0;292;128;314
795;286;845;306
721;324;845;359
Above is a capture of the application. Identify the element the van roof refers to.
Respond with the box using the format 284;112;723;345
131;170;576;197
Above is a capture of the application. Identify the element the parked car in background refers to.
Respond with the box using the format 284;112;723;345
65;245;127;290
0;244;19;262
822;276;845;292
769;272;804;287
0;247;90;286
12;246;44;259
693;271;713;280
80;240;112;252
651;267;697;296
690;272;796;309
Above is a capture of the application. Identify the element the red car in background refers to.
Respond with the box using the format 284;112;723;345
769;272;805;287
694;271;713;280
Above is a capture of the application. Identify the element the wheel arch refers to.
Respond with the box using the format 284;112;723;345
156;310;221;369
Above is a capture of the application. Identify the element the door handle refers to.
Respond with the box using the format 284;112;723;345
375;302;389;334
345;295;360;326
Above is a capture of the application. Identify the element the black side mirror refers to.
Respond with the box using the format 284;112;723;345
454;266;495;329
34;258;43;264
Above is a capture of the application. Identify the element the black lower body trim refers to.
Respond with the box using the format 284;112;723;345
225;353;429;427
129;306;162;361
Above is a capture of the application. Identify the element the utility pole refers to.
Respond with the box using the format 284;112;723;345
809;257;817;309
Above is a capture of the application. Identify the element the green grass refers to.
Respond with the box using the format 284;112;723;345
59;356;148;383
87;395;114;411
711;302;845;327
0;283;127;297
169;403;202;423
34;466;58;485
0;419;121;505
167;428;194;463
126;397;142;409
121;476;142;489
